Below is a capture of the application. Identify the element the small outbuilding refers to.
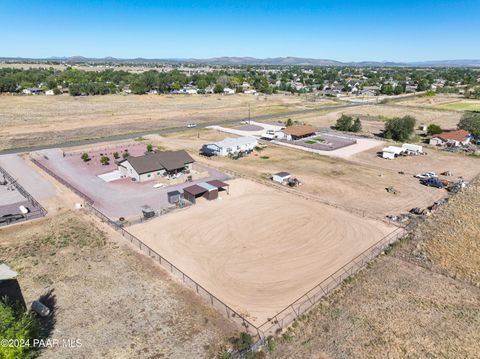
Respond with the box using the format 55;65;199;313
142;206;155;219
167;190;181;204
272;172;291;183
382;146;404;160
183;180;230;203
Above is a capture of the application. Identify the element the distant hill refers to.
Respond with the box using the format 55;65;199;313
1;56;480;67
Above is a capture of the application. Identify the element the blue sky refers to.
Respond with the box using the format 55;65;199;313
1;0;479;61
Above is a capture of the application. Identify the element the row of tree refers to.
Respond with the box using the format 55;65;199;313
333;111;480;141
1;66;479;96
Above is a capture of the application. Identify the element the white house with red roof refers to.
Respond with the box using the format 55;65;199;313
429;129;471;147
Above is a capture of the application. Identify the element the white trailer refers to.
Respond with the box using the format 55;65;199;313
402;143;423;154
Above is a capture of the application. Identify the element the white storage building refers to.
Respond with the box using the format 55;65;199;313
382;146;404;160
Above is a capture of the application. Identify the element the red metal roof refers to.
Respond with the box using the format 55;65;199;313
433;129;470;142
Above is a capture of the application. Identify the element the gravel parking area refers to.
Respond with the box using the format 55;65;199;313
33;148;229;219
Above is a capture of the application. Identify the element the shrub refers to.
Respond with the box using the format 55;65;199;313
285;118;294;127
427;124;443;135
334;115;362;132
146;144;153;152
229;332;254;352
100;155;110;165
80;153;90;162
122;151;130;159
384;115;416;141
113;152;120;159
0;298;41;359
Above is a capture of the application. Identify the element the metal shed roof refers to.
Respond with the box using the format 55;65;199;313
274;172;290;178
183;184;208;196
198;182;217;192
207;180;229;188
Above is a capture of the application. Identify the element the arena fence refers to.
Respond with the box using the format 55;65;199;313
0;165;47;226
85;199;406;339
255;227;405;337
83;202;261;338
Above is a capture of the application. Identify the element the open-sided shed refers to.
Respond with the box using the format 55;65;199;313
183;181;229;203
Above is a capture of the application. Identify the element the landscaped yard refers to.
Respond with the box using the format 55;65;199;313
433;100;480;112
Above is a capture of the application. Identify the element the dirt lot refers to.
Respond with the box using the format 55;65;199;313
128;178;395;325
0;94;332;150
267;256;480;359
275;103;463;135
0;211;237;358
149;130;480;219
266;174;480;359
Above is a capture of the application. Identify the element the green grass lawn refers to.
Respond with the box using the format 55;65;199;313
433;101;480;112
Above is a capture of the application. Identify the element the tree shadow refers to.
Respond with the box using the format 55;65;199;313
35;289;57;341
0;279;26;309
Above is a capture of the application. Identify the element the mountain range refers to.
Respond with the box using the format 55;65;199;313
2;56;480;67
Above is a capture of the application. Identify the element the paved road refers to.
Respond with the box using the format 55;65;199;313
0;102;364;155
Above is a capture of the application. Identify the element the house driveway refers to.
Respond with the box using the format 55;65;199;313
34;148;229;219
206;121;284;137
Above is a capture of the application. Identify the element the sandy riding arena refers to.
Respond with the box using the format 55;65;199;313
129;179;395;325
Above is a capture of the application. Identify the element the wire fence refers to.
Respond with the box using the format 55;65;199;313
0;165;48;226
31;159;95;204
255;227;405;337
85;198;406;340
83;202;262;338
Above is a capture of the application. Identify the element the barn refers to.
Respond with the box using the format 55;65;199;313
183;180;229;204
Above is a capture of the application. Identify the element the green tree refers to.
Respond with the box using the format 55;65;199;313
213;84;224;94
285;118;294;127
146;144;153;152
113;152;120;159
196;78;208;89
384;116;416;141
0;298;41;359
458;112;480;138
80;152;90;162
100;155;110;165
53;88;61;95
122;151;130;159
351;118;362;132
427;124;443;135
334;114;354;131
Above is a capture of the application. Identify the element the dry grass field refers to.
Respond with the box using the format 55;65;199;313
0;94;333;150
395;94;480;112
0;211;237;358
128;178;395;325
150;129;480;219
267;256;480;359
266;173;480;359
284;104;463;134
395;176;480;286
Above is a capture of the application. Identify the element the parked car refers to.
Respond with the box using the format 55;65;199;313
415;172;437;179
420;177;445;189
187;123;197;128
